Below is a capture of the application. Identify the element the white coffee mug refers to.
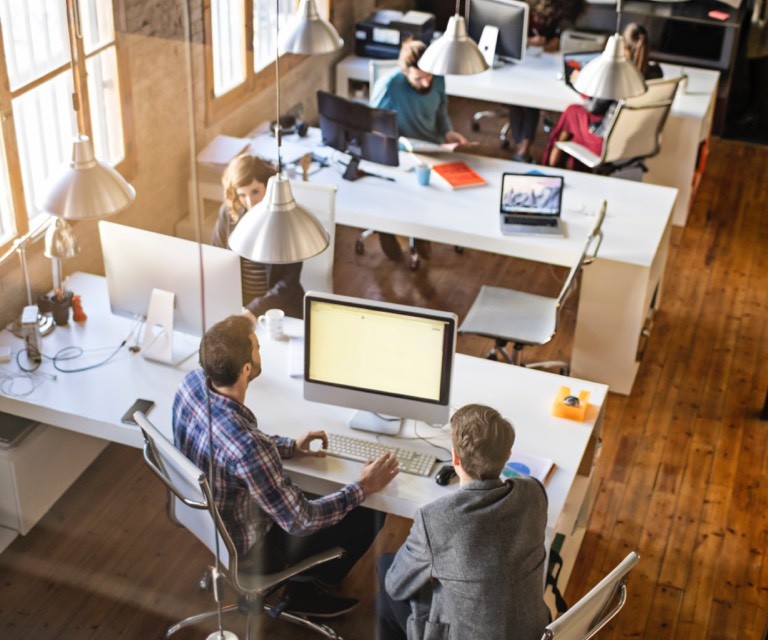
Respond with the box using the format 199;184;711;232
257;308;285;340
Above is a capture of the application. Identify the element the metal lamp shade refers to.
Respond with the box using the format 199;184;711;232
228;175;329;264
417;15;489;76
278;0;343;55
42;135;136;220
43;218;80;259
572;34;646;101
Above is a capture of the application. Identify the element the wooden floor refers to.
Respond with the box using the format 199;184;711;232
2;135;767;639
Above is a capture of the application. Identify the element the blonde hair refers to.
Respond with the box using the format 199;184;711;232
451;404;515;480
623;22;650;77
221;154;275;224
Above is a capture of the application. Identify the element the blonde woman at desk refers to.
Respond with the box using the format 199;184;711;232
213;154;304;318
371;39;469;262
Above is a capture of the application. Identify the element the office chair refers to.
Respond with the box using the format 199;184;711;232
291;180;337;294
540;551;639;640
554;77;684;176
458;202;605;372
136;412;345;640
559;29;608;54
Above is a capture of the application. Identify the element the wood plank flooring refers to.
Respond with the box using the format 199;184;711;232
1;136;767;639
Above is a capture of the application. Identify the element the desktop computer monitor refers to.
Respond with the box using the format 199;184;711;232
99;221;242;364
303;292;457;434
467;0;529;64
317;90;399;182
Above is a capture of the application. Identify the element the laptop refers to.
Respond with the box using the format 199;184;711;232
499;172;565;237
562;50;602;92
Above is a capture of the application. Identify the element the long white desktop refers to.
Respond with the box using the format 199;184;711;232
335;52;718;227
0;272;607;600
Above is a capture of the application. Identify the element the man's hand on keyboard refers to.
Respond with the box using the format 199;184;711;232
358;452;400;495
294;430;329;458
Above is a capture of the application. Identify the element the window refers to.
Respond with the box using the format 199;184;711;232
205;0;331;122
0;0;131;250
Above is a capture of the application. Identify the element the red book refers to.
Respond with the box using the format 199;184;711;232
431;161;487;190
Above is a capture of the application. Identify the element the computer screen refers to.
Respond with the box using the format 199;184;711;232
303;292;457;434
467;0;529;64
500;173;564;216
563;50;602;89
99;221;242;362
317;90;399;181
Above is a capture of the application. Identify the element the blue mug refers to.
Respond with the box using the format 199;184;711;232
415;165;431;186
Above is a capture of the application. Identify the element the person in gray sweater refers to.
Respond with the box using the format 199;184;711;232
376;403;550;640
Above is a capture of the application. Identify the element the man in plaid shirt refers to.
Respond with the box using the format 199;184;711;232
173;314;400;617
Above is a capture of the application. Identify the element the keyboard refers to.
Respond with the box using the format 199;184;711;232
326;433;437;477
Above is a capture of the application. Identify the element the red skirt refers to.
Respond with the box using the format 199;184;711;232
541;104;605;171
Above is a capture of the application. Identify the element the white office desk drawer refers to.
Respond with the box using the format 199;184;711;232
0;424;107;535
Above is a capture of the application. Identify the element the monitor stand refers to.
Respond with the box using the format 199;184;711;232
342;154;395;183
141;288;197;366
349;410;403;436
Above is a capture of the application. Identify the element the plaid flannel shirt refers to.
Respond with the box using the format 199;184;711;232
172;369;364;556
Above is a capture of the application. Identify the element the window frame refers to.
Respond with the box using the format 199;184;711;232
0;0;134;256
203;0;332;125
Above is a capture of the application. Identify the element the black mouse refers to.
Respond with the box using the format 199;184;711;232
435;464;457;486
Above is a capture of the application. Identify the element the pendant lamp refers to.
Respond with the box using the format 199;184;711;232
418;1;489;76
572;0;645;100
278;0;343;55
229;0;330;264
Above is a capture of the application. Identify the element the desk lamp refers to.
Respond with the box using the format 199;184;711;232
229;0;329;264
278;0;343;55
572;0;646;100
417;0;489;76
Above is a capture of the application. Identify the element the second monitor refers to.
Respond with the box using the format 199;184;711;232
303;292;457;435
317;90;399;181
467;0;529;65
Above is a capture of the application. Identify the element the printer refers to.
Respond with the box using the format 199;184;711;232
355;10;436;59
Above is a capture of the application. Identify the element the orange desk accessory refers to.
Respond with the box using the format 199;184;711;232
552;386;590;421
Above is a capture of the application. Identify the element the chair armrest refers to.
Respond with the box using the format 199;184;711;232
238;546;346;593
554;140;600;168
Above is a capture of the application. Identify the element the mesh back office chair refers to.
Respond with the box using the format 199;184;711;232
458;202;605;371
292;180;337;294
554;77;684;176
540;551;639;640
136;412;345;640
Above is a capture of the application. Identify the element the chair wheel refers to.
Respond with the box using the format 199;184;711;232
471;122;480;132
501;139;510;150
355;240;365;255
454;246;464;254
410;255;420;271
485;351;499;361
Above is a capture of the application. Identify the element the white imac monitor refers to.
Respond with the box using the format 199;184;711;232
303;292;457;435
99;221;242;365
467;0;529;64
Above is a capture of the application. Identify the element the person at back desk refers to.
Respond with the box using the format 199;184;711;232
376;403;550;640
213;154;304;319
173;315;400;617
371;39;469;262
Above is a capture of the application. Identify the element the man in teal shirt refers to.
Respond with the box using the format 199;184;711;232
371;40;468;146
370;40;469;260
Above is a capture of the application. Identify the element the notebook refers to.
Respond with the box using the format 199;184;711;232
499;172;565;237
562;50;602;92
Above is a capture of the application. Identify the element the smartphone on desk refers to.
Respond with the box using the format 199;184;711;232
121;398;155;425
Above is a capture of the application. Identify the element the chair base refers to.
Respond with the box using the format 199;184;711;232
486;340;570;375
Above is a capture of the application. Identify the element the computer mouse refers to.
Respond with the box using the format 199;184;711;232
435;464;457;486
563;395;581;407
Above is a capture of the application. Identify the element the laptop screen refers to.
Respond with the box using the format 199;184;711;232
562;50;602;89
500;173;564;217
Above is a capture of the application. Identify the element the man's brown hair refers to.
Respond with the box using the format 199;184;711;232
398;39;427;73
451;404;515;479
199;315;253;387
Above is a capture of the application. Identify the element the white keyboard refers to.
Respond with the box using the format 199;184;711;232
326;433;437;477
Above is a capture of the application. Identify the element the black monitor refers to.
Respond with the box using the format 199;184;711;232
317;90;399;181
467;0;529;65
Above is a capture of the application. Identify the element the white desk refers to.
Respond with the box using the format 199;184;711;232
308;141;676;395
335;53;718;226
0;272;607;593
